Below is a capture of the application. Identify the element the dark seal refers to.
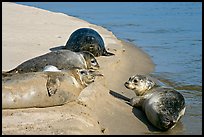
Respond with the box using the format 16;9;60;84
65;28;115;57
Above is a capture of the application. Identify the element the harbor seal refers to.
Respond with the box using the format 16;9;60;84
2;66;103;109
3;50;99;77
124;74;186;131
64;28;115;57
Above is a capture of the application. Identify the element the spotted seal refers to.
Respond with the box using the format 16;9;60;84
3;50;99;77
2;66;103;109
64;28;115;57
124;74;186;131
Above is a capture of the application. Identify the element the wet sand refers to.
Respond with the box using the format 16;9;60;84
2;2;157;135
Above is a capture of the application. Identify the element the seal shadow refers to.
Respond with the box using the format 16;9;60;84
109;90;161;132
132;107;161;132
109;90;130;102
49;45;66;52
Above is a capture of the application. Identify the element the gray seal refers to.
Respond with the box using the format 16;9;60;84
3;50;99;77
64;28;115;57
124;74;186;131
2;66;103;109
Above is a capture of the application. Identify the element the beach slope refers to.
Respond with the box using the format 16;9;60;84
2;2;155;135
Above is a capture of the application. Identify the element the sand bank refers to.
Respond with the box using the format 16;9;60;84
2;2;156;135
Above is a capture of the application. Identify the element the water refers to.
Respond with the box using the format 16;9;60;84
16;2;202;135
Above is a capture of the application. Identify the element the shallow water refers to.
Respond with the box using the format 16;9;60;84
16;2;202;135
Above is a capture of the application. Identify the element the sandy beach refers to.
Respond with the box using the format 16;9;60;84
2;2;156;135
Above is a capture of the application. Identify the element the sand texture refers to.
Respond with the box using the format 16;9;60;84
2;2;157;135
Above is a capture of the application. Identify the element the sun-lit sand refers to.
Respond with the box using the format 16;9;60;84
2;2;156;135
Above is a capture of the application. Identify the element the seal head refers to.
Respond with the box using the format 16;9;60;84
65;28;115;57
124;74;155;96
80;51;100;70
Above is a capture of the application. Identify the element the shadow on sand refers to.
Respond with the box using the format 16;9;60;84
109;90;160;132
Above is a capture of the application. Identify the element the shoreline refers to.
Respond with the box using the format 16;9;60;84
2;2;155;135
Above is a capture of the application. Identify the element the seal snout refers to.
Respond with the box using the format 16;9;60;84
124;81;136;90
124;81;129;88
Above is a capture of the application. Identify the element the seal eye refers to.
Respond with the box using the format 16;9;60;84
80;70;87;75
91;59;97;65
133;79;138;83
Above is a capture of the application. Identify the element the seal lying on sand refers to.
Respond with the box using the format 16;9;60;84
65;28;115;57
3;50;99;77
2;66;103;109
124;74;186;131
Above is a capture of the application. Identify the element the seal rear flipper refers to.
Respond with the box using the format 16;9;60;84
160;119;177;131
2;68;18;77
2;71;14;77
46;76;60;96
2;72;10;77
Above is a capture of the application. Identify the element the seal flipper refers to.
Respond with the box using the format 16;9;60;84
46;75;60;96
2;69;18;77
130;96;144;108
2;71;12;77
102;50;115;56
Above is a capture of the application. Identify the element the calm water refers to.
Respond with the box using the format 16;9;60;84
16;2;202;135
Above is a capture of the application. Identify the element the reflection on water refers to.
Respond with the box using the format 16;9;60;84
16;2;202;135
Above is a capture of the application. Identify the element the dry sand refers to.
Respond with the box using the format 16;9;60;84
2;2;158;135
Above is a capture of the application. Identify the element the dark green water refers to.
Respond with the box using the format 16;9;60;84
16;2;202;135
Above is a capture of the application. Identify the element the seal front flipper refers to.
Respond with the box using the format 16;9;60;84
46;75;60;96
130;96;145;108
102;50;115;56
